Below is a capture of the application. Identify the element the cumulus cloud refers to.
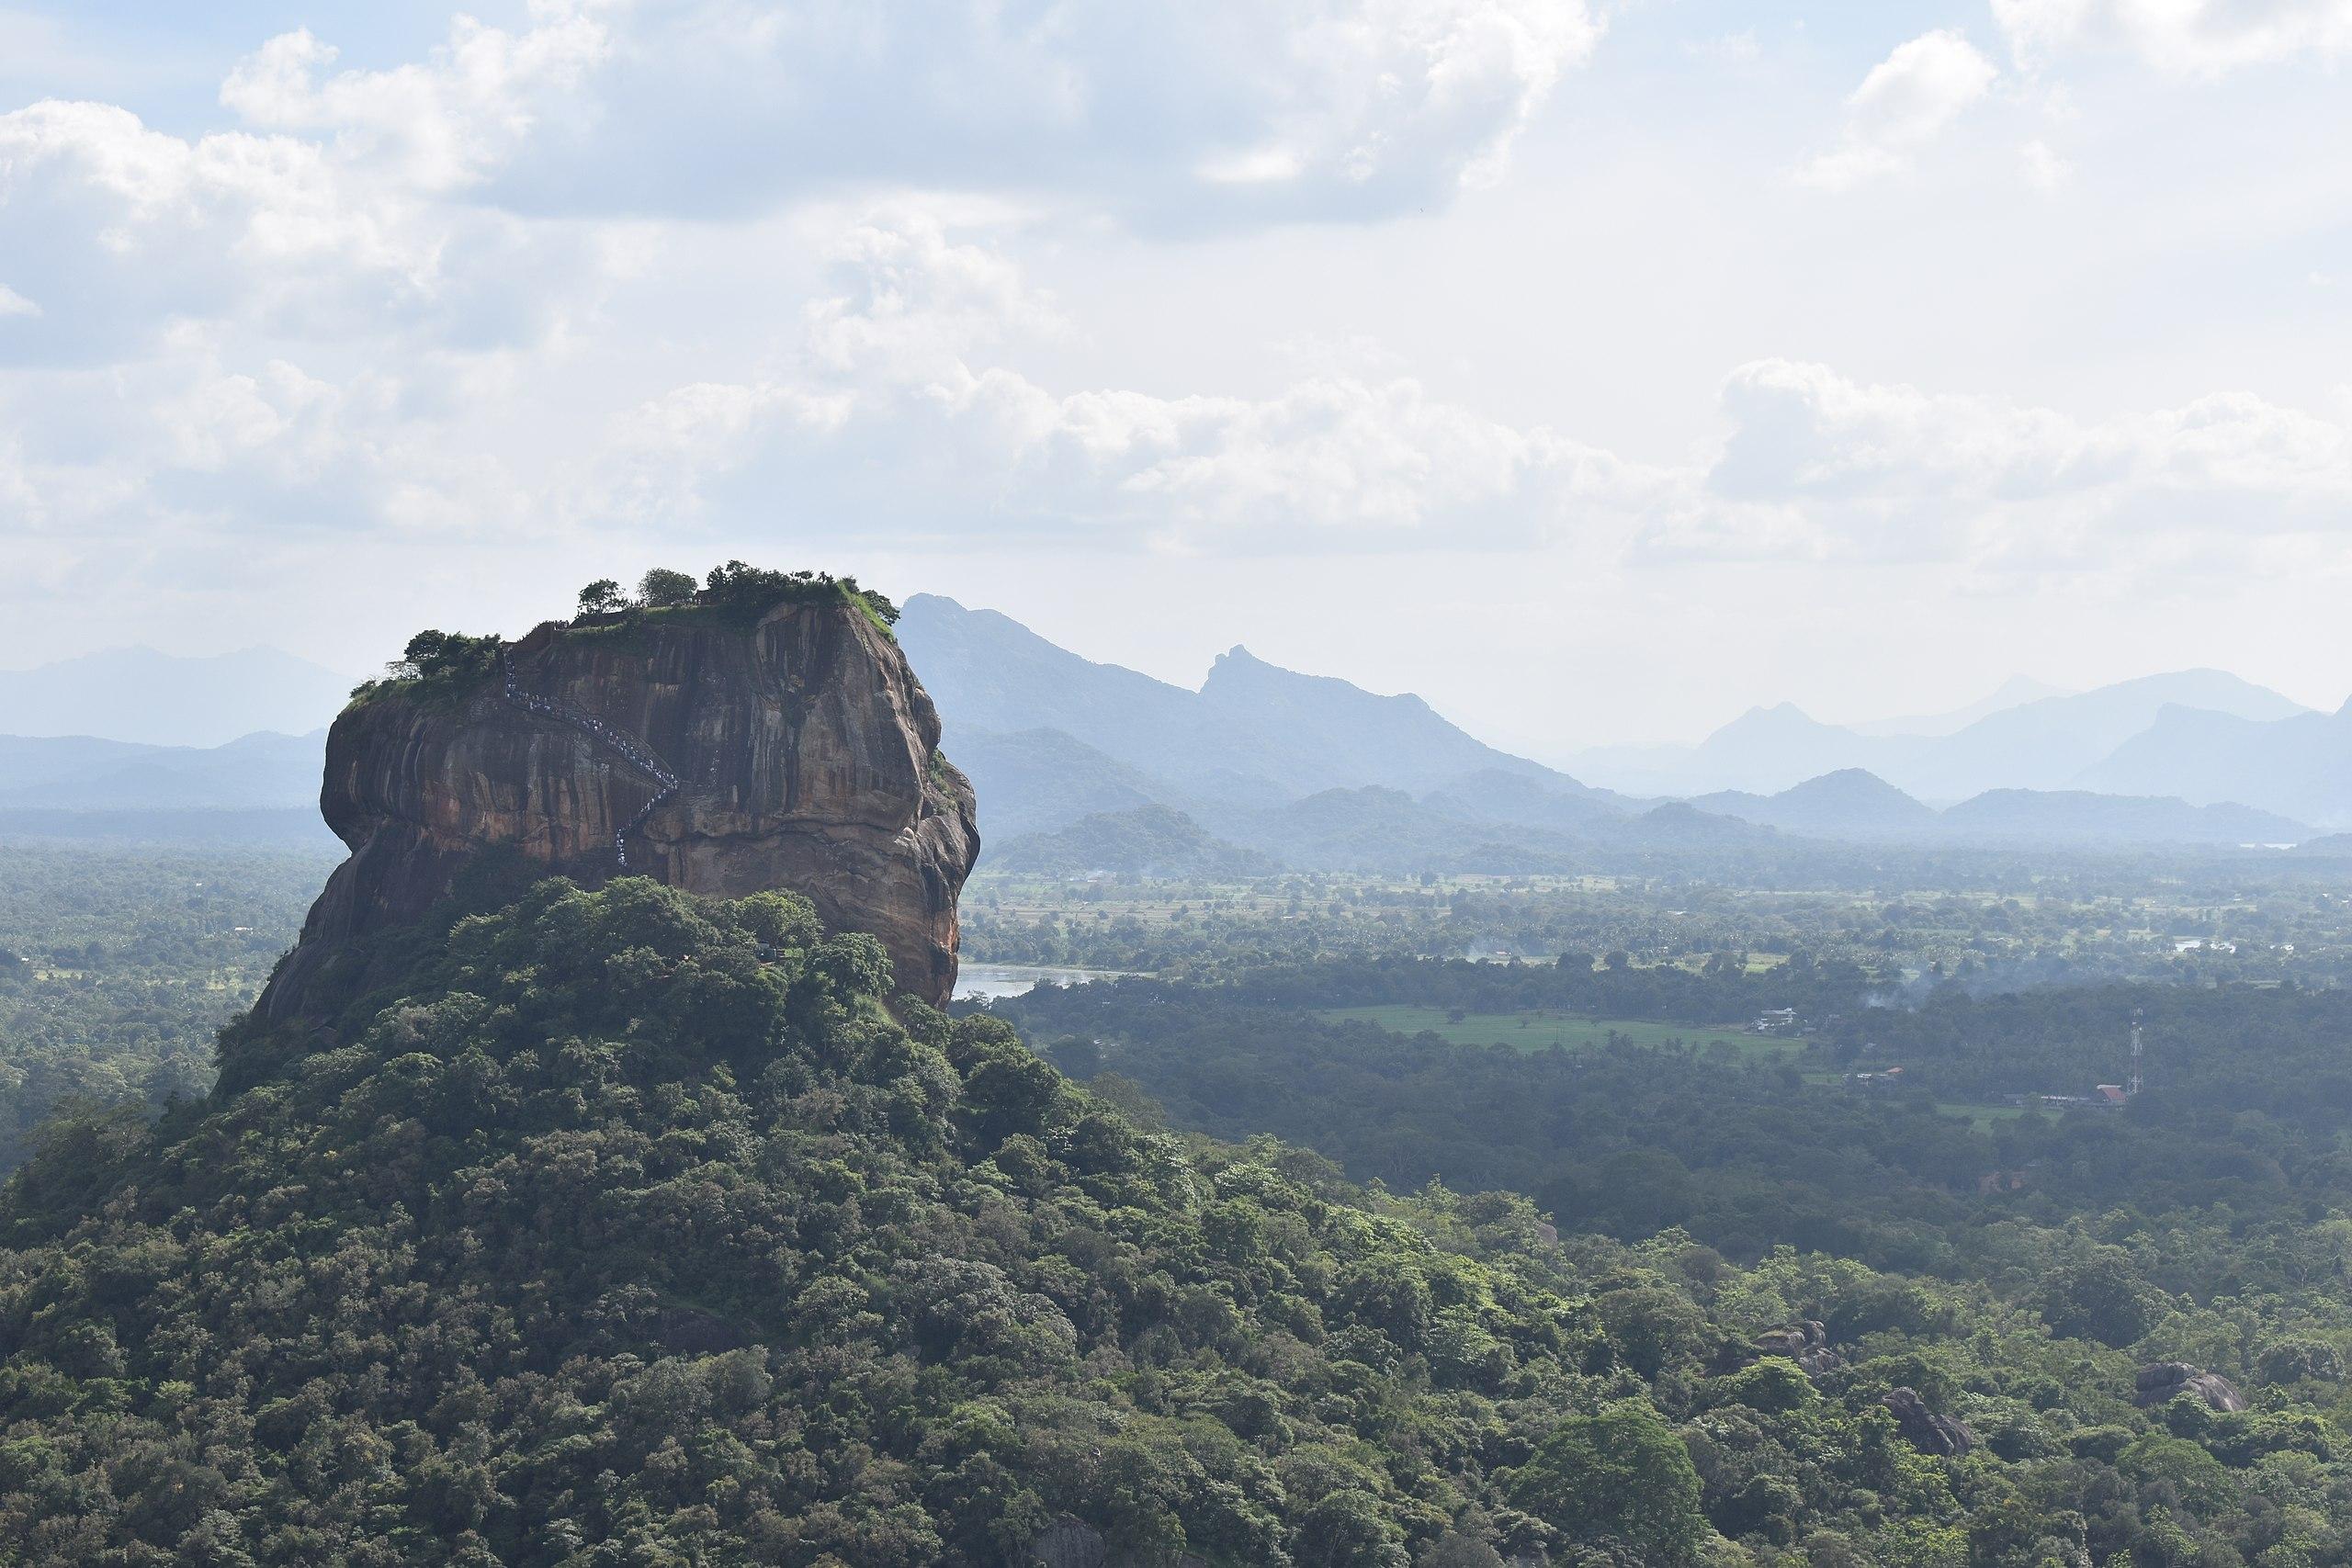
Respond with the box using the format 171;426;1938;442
589;209;1671;548
1639;358;2352;566
1798;30;1998;190
0;0;1599;578
218;11;608;192
0;6;616;364
1992;0;2352;74
2019;137;2072;190
5;0;2348;646
586;213;2352;579
492;0;1605;224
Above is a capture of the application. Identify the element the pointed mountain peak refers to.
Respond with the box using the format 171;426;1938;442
1207;644;1272;677
1712;701;1830;737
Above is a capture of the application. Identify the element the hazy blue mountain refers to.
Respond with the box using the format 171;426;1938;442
1219;786;1588;874
1623;800;1781;848
1573;670;2311;800
906;597;2325;863
1689;769;1936;836
989;805;1275;877
0;728;325;810
2074;700;2352;829
0;735;160;792
942;728;1181;840
1191;644;1562;794
0;807;339;849
1936;789;2309;845
0;647;355;747
1684;767;2305;846
1693;704;1922;794
1849;674;2070;738
899;594;1590;818
896;597;1199;761
1890;670;2312;800
1419;768;1634;837
1571;704;1919;795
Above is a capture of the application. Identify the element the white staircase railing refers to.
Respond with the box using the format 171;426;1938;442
502;652;682;869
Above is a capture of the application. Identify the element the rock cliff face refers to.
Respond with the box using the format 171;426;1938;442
257;599;978;1021
2135;1362;2248;1413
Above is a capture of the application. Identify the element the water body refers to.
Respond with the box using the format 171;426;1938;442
956;963;1125;1002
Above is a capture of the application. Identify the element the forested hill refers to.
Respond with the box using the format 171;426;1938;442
11;882;2347;1562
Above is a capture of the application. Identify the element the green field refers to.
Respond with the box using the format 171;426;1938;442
1317;1005;1798;1058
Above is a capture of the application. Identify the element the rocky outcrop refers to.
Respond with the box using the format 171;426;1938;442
1883;1387;1975;1456
257;598;978;1021
1026;1518;1207;1568
1754;1320;1844;1378
2134;1362;2247;1413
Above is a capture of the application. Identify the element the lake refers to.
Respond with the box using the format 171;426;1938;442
956;963;1125;1001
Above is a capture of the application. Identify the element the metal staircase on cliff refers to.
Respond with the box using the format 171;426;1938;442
501;654;683;870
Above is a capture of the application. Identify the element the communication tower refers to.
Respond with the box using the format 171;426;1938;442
2128;1010;2143;1098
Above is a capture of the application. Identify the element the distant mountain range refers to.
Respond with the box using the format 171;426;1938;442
1569;669;2325;809
899;596;1571;802
899;596;2322;867
1691;768;2308;847
0;615;2333;863
1845;674;2071;738
991;804;1278;878
0;730;324;810
0;646;355;747
2075;703;2352;828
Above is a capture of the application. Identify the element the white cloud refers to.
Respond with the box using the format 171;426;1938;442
582;208;1673;549
2019;137;2071;189
1653;358;2352;566
1993;0;2352;74
219;12;609;192
491;0;1606;224
5;0;2351;707
1201;0;1605;197
1798;30;1999;190
0;8;633;367
585;213;2352;580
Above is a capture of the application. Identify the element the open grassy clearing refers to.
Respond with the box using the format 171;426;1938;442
1316;1004;1799;1058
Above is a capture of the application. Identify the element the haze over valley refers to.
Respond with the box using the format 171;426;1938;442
14;600;2342;864
10;3;2352;1563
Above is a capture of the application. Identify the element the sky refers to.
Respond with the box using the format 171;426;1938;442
2;0;2350;756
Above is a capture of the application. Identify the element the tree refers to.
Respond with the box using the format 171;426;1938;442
2039;1251;2161;1348
389;629;501;684
1509;1401;1708;1565
639;568;698;608
577;579;626;616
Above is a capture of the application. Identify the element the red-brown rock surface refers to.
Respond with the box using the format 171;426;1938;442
257;599;978;1021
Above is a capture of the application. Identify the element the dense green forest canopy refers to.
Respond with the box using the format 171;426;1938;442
995;968;2352;1282
7;879;2350;1564
0;840;328;1173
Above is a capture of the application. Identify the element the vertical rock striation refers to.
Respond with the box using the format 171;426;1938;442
257;597;978;1021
